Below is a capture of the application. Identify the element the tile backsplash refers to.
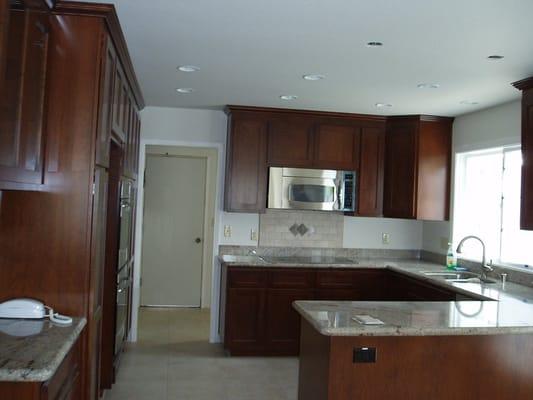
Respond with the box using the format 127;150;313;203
259;210;343;248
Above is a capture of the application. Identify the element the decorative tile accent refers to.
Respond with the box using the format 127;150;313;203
259;210;343;248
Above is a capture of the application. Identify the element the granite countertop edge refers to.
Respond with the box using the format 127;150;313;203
0;318;87;382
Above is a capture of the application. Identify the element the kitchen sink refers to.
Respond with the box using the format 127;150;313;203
420;271;498;284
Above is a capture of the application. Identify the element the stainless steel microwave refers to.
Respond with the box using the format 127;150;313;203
268;167;356;212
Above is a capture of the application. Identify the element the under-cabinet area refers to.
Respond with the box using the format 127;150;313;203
221;264;487;356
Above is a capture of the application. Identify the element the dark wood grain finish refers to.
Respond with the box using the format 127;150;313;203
299;332;533;400
224;288;266;355
358;126;385;216
95;35;116;168
53;0;145;109
0;6;49;188
513;77;533;229
383;117;418;218
0;0;7;88
224;111;268;212
417;118;452;220
265;288;314;355
313;124;360;170
223;266;478;356
268;116;315;167
384;116;452;220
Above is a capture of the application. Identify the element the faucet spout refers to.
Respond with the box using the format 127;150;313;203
456;235;493;280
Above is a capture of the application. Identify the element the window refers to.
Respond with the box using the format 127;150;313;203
453;146;533;268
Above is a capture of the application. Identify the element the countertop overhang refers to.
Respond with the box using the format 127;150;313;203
0;317;86;382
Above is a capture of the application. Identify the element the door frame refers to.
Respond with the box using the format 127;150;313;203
132;139;224;343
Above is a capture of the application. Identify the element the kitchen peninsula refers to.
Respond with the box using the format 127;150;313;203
295;299;533;400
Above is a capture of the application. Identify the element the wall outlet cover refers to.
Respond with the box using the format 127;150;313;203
382;233;390;245
250;229;258;241
224;225;232;238
440;237;450;250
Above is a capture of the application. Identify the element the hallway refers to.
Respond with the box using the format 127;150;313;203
106;308;298;400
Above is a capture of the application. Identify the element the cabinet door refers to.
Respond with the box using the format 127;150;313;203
265;289;314;355
267;117;314;167
313;123;360;170
416;120;451;221
521;88;533;229
358;127;385;216
0;8;48;188
95;37;116;168
315;288;355;301
383;119;418;219
224;114;268;212
225;288;266;354
111;64;127;143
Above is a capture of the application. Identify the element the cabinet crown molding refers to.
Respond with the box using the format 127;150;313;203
53;0;145;109
512;76;533;91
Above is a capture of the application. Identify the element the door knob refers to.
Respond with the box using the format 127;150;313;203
195;238;202;243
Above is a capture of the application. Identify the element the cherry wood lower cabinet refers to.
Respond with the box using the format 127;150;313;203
298;320;533;400
0;338;81;400
223;266;478;356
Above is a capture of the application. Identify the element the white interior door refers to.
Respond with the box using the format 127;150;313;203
141;154;207;307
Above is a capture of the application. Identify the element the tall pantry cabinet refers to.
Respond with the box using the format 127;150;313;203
0;2;143;400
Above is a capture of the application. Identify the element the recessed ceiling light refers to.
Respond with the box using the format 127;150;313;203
375;102;392;108
487;55;504;60
417;83;440;89
280;95;298;101
176;88;195;94
303;74;325;81
367;41;383;47
177;65;200;72
460;100;479;105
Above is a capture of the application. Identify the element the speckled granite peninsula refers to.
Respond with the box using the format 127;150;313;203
0;318;86;381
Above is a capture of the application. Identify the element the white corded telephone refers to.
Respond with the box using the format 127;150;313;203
0;298;72;325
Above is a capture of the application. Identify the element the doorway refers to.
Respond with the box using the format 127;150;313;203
140;146;217;308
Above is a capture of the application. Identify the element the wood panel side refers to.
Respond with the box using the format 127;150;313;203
520;88;533;229
297;319;331;400
329;334;533;400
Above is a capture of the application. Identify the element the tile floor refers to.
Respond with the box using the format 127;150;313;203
105;308;299;400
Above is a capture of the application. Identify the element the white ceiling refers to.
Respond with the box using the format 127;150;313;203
79;0;533;116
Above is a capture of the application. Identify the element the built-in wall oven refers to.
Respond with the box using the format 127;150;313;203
268;167;356;212
115;179;133;355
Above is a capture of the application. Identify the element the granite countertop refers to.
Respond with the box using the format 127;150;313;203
0;317;86;382
220;254;533;336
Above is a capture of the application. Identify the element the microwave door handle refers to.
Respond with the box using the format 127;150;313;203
336;181;343;210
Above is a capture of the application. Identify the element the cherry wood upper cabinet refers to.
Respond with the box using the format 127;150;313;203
267;116;315;167
384;116;452;221
0;4;49;189
224;109;268;212
358;126;385;216
313;123;361;170
513;77;533;230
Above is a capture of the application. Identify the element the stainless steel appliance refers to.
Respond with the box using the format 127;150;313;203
268;167;356;212
115;264;129;355
118;180;133;270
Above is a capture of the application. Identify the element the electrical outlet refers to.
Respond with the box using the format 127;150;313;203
440;237;450;250
250;229;258;241
224;225;232;238
382;233;390;245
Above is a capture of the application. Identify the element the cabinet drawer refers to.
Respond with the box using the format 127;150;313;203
41;338;80;400
269;269;314;288
228;268;267;288
316;269;354;288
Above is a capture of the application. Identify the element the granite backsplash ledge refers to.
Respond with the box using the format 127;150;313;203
219;245;420;260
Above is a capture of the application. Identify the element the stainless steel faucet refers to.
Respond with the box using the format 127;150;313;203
456;235;494;281
247;248;267;263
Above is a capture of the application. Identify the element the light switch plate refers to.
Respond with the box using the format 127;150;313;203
440;237;450;250
224;225;232;238
382;233;390;245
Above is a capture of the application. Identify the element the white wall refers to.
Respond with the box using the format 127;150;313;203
219;212;259;246
422;100;522;254
343;217;423;249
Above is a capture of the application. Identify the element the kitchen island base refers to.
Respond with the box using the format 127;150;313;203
298;320;533;400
